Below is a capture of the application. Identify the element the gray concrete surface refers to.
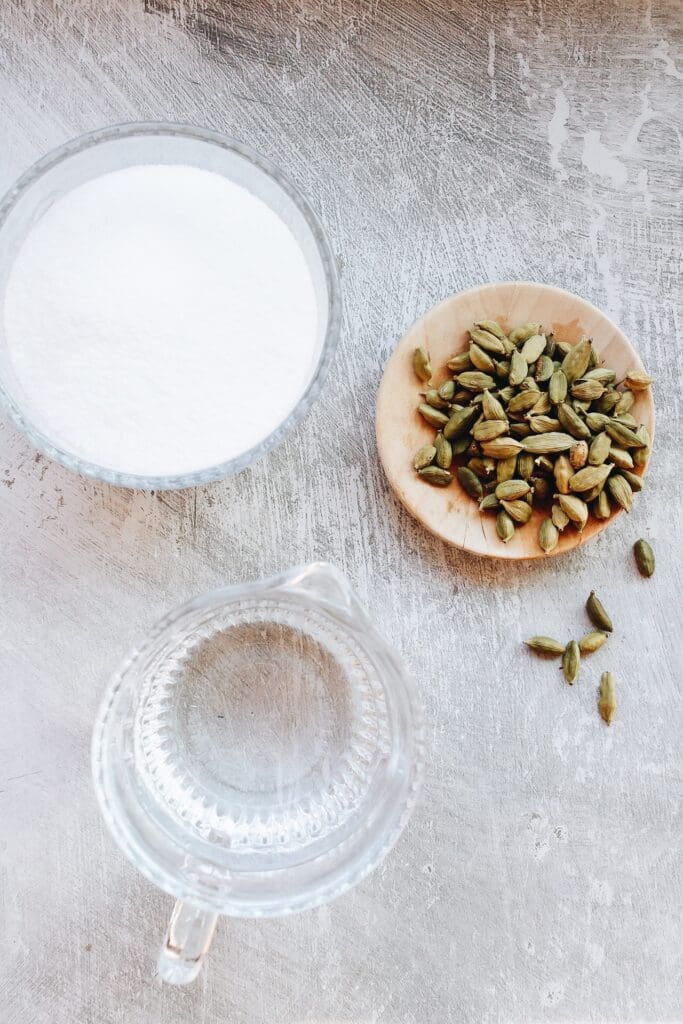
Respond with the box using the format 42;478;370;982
0;1;681;1022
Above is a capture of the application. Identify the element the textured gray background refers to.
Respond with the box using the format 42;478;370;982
0;1;681;1022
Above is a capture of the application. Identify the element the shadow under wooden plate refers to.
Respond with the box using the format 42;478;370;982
376;281;655;560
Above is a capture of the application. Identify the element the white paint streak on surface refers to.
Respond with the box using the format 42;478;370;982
547;87;569;182
582;130;628;188
487;29;496;101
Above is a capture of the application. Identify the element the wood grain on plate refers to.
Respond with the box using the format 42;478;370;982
376;281;655;559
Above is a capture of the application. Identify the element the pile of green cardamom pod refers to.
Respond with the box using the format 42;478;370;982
412;321;653;551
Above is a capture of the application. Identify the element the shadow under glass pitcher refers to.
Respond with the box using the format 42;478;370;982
92;563;423;983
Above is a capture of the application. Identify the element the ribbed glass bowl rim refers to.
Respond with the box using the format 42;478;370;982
0;122;341;490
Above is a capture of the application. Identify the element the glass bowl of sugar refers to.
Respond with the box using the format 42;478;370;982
0;123;340;488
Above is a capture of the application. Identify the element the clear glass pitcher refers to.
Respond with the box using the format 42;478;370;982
92;563;423;983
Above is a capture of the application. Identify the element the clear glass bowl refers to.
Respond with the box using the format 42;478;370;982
92;564;423;982
0;123;340;489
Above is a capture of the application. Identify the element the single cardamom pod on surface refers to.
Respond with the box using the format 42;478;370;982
443;405;478;439
418;403;449;427
633;538;654;577
509;350;527;387
586;590;613;632
495;479;531;501
614;389;635;415
606;473;633;511
418;465;453;486
500;498;533;523
551;503;570;530
588;431;611;465
413;346;432;382
556;493;589;529
496;510;515;542
413;444;437;470
568;463;613;493
447;351;472;373
482;388;507;421
482;437;524;459
469;343;496;372
509;322;541;345
598;671;617;725
569;440;589;469
434;432;453;469
457;371;496;392
525;636;565;656
623;369;652;391
549;368;568;405
579;631;608;654
521;333;547;364
469;328;507;355
558;402;591;440
561;337;593;384
562;640;580;684
521;432;575;454
539;517;559;553
571;379;605;402
475;319;506;341
457;465;484;500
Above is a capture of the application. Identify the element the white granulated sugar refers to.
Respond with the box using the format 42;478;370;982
3;165;320;477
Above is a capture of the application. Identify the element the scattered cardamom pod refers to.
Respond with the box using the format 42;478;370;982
632;424;650;468
623;370;652;391
579;631;608;654
586;590;613;632
413;444;437;470
481;388;507;421
553;454;573;495
525;636;565;656
418;465;453;486
496;510;515;542
598;671;617;725
495;454;518;483
418;403;449;427
539;517;559;553
619;469;643;492
447;352;472;373
535;355;554;382
517;453;535;480
500;498;533;523
528;415;562;433
434;432;453;470
585;368;616;385
424;388;450;409
413;346;432;382
479;493;500;512
471;419;509;443
562;640;580;684
508;390;542;415
633;538;654;577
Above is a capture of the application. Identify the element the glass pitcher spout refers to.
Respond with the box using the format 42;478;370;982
276;561;362;618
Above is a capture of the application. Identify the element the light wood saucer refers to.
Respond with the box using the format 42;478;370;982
376;281;655;559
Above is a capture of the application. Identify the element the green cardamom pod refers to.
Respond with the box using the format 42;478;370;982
570;379;605;401
509;422;532;438
469;343;496;372
532;477;550;501
475;319;506;340
596;390;620;414
457;371;495;392
606;473;633;511
495;479;531;501
558;402;591;440
418;403;449;427
508;350;527;386
434;432;453;469
521;432;575;454
418;465;453;486
521;333;547;364
632;424;651;468
614;389;635;415
535;355;554;382
424;388;450;409
496;510;515;542
479;493;500;512
468;328;507;355
443;405;478;440
562;640;580;684
519;376;540;393
413;444;437;470
481;437;524;459
500;498;533;523
585;368;617;384
457;465;484;500
579;631;608;654
517;453;535;480
539;517;559;553
586;590;613;632
569;440;589;468
494;359;511;379
568;463;613;493
613;413;638;428
447;351;472;373
588;431;611;465
482;389;507;421
496;454;518;483
633;538;654;577
452;436;471;455
582;483;604;502
525;636;564;656
556;493;589;529
585;411;610;432
605;420;646;450
438;379;456;401
619;469;643;492
598;671;617;725
551;503;570;530
472;419;509;442
561;337;593;384
593;489;612;519
549;368;568;405
413;346;432;382
509;323;541;345
623;369;652;391
531;391;551;414
553;455;573;494
507;390;541;415
609;446;634;470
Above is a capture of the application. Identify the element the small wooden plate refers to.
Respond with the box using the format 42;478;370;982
376;281;655;559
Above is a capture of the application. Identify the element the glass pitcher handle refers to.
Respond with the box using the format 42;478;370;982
157;900;218;984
